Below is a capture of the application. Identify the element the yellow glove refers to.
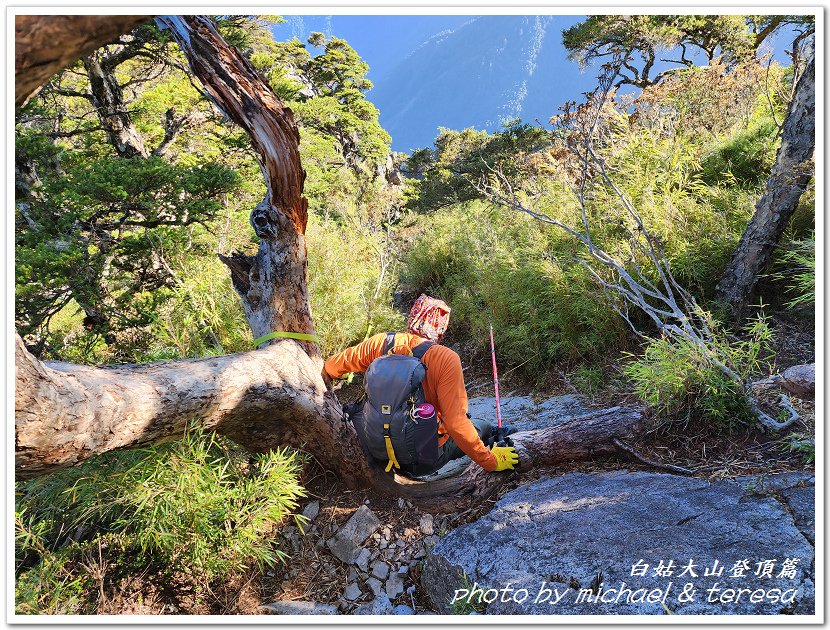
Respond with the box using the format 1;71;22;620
490;445;519;471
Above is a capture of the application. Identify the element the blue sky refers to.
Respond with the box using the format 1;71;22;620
271;15;803;152
277;15;479;81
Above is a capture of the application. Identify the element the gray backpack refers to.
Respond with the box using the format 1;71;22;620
351;332;441;476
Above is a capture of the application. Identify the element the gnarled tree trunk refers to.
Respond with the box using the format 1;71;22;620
15;15;152;107
158;16;316;358
82;52;149;158
716;49;815;316
15;14;649;513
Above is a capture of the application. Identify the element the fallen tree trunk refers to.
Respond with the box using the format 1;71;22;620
385;405;646;512
16;326;644;508
15;334;371;483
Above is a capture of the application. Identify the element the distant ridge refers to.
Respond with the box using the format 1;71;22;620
368;15;595;153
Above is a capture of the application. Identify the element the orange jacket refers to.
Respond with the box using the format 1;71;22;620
324;332;498;472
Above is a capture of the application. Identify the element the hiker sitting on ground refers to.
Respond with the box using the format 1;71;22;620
323;294;518;476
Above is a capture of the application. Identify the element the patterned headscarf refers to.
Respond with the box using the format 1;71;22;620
407;294;451;341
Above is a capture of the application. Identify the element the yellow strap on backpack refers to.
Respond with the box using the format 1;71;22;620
383;423;400;472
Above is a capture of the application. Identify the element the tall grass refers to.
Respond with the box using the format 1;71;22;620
779;233;815;309
16;427;307;613
398;87;797;379
623;314;774;431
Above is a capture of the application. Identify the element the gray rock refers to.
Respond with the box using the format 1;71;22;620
281;525;297;539
736;471;813;494
781;363;815;399
467;394;596;434
397;564;409;576
738;473;815;547
534;393;594;421
422;471;814;615
354;592;393;615
420;514;434;535
327;537;362;564
340;505;381;544
326;505;380;564
371;561;390;580
302;500;320;522
355;547;372;572
343;582;362;601
260;600;338;615
781;484;816;546
466;396;537;426
392;604;415;615
386;571;405;599
793;578;815;615
366;577;384;597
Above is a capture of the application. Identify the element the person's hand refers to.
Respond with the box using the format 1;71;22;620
490;445;519;471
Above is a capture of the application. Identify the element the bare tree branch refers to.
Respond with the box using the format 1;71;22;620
476;55;798;432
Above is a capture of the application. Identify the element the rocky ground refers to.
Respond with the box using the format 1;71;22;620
256;387;815;617
423;470;815;615
262;500;442;615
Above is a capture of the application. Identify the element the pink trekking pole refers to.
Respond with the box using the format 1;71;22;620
489;322;512;447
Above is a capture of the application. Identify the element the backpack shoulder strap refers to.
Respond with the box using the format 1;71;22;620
381;332;396;355
412;340;434;361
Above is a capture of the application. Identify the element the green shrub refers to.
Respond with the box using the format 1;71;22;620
306;214;404;356
779;432;815;464
568;364;605;396
16;427;307;598
591;123;759;297
699;121;779;188
778;233;815;309
148;255;254;360
400;201;628;375
623;315;773;431
14;512;93;615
